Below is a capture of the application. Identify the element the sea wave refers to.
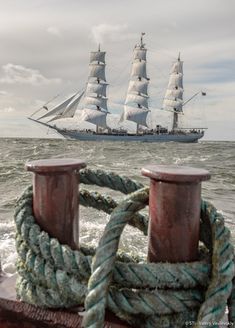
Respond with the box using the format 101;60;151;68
0;138;234;273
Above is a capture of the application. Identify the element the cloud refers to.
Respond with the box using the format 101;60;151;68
91;23;136;45
0;63;61;85
0;107;15;113
47;26;62;37
0;90;11;96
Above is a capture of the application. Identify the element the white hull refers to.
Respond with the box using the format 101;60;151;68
28;118;204;143
57;129;204;143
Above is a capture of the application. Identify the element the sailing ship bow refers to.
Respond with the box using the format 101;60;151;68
122;33;150;132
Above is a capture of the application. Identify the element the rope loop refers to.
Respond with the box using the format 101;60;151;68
14;168;235;327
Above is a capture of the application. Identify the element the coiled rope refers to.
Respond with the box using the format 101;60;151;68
14;168;235;327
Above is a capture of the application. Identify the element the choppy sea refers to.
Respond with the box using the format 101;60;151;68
0;138;234;274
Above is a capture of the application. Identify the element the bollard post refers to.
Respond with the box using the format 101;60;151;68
26;158;86;250
142;165;210;263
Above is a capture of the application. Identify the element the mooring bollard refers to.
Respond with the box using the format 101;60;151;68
26;158;86;250
142;165;210;263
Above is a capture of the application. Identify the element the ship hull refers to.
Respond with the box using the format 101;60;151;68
57;130;204;143
28;118;204;143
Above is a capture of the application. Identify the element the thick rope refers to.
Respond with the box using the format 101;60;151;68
79;168;144;194
80;189;148;235
14;168;235;328
15;190;209;307
83;192;234;327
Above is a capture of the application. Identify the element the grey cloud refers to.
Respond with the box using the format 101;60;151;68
91;24;137;45
0;0;234;139
47;26;62;38
0;107;15;113
0;63;61;85
0;90;11;96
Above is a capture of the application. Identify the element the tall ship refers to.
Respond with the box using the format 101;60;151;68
29;34;206;142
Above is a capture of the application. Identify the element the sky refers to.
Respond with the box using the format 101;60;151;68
0;0;235;140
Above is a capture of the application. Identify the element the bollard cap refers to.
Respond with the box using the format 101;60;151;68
26;158;86;173
141;165;210;183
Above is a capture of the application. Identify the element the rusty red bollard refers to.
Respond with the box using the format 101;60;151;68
26;158;86;250
25;158;131;327
142;165;210;263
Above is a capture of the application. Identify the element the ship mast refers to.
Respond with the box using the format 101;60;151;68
122;33;150;134
162;52;183;131
81;44;109;133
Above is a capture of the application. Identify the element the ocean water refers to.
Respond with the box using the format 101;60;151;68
0;138;234;273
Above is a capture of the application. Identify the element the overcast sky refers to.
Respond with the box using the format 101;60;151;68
0;0;234;140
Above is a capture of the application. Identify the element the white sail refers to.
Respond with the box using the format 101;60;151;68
38;92;78;120
125;93;148;108
133;48;147;61
164;88;183;99
63;92;84;116
47;92;84;123
122;33;150;129
167;74;183;89
86;82;107;97
81;45;109;129
83;95;108;110
131;61;147;79
123;105;149;127
162;99;183;112
90;51;105;64
127;80;148;95
162;56;184;114
171;61;183;74
81;108;107;128
89;63;106;81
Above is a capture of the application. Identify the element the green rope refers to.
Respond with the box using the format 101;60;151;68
14;168;235;328
83;191;234;327
79;189;148;234
79;168;144;194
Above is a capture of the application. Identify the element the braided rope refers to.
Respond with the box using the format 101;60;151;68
79;168;144;194
79;189;148;234
83;192;235;327
195;201;234;327
14;169;235;328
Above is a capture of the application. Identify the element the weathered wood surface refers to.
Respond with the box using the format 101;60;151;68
0;275;130;328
